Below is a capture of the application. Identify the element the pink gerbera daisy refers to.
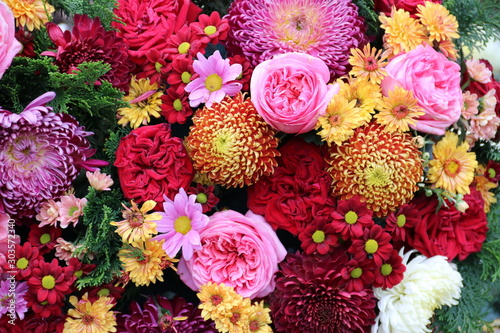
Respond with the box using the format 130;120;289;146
151;188;209;260
184;50;242;108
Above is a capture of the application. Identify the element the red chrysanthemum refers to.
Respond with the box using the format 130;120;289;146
167;55;195;92
331;196;374;240
21;312;66;332
14;27;36;58
27;258;76;305
187;183;220;213
349;225;393;266
484;160;500;183
187;93;280;188
298;216;339;255
326;122;423;217
44;14;134;91
384;203;420;245
27;224;61;255
160;86;193;124
82;280;125;303
270;249;376;332
340;258;376;292
67;257;96;283
373;249;406;289
190;11;229;45
228;54;253;92
24;291;64;319
13;242;42;281
134;48;171;84
164;25;206;61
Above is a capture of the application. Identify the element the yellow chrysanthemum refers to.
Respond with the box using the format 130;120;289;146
428;132;478;195
110;200;160;243
437;39;458;60
118;240;177;287
327;122;423;217
348;44;388;85
63;293;117;333
417;2;459;43
379;8;427;58
338;77;381;117
215;297;252;333
315;96;365;146
246;301;273;333
474;166;498;213
197;282;243;320
375;86;425;132
117;76;163;129
5;0;55;31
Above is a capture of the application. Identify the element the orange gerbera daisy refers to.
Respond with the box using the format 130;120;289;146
4;0;55;31
349;44;388;84
427;131;478;195
375;86;425;132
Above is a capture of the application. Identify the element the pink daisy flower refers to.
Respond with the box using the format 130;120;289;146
184;50;242;108
86;170;113;191
466;58;492;84
151;188;209;260
56;194;87;228
35;199;60;227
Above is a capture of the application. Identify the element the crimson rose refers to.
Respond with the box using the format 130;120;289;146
114;123;194;209
407;187;488;261
374;0;442;16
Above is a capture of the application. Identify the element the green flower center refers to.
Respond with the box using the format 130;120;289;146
74;270;83;278
68;206;78;217
204;25;217;35
381;263;393;276
181;71;191;84
365;239;379;254
312;230;325;243
174;216;192;235
350;267;362;279
397;214;406;228
173;99;183;111
364;164;391;187
17;257;29;270
42;275;56;289
488;168;496;179
345;211;358;225
40;233;51;244
178;42;190;54
155;62;163;72
97;288;110;297
196;193;208;204
205;74;223;92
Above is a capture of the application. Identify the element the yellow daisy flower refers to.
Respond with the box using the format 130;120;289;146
348;44;388;85
475;165;498;213
379;8;427;58
215;297;252;333
375;86;425;132
246;301;273;333
338;77;381;117
428;132;478;195
197;282;243;320
110;200;161;243
118;240;177;287
5;0;55;31
117;76;163;129
417;2;459;43
315;96;364;146
63;293;117;333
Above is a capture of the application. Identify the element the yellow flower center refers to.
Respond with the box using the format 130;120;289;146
181;71;191;84
364;164;391;187
345;211;358;225
350;267;363;279
196;193;208;204
68;206;78;217
42;275;56;289
488;168;496;179
174;216;192;235
397;214;406;227
214;131;233;154
381;263;393;276
40;233;51;244
178;42;191;54
17;257;29;270
205;74;223;92
97;288;110;297
365;239;379;254
204;25;217;35
312;230;325;243
173;99;183;111
444;159;461;177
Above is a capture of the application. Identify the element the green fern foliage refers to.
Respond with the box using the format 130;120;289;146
50;0;120;29
352;0;381;38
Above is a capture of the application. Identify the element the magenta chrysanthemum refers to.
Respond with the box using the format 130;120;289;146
0;92;104;219
224;0;368;78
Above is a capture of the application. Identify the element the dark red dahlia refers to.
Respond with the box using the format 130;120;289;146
270;249;377;333
43;14;134;91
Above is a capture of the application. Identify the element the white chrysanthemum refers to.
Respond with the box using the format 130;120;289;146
372;249;463;333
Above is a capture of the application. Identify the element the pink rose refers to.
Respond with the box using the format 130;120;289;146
250;52;339;134
381;44;462;135
0;2;22;79
177;210;287;299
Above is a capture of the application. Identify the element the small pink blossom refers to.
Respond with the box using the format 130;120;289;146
461;91;479;120
35;199;60;227
57;194;87;228
481;89;498;113
184;50;242;108
466;58;492;84
469;108;500;141
54;237;77;262
86;170;114;191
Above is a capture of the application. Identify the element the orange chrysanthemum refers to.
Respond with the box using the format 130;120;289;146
375;86;425;132
417;2;459;43
326;122;423;217
5;0;55;31
187;93;280;188
349;44;388;84
379;8;427;58
474;166;497;213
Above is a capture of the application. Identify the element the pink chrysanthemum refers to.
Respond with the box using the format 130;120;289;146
151;188;209;260
185;50;242;107
0;92;105;219
86;170;114;191
57;194;87;229
225;0;368;79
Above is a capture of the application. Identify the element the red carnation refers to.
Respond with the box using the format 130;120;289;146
407;187;488;261
114;123;194;210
